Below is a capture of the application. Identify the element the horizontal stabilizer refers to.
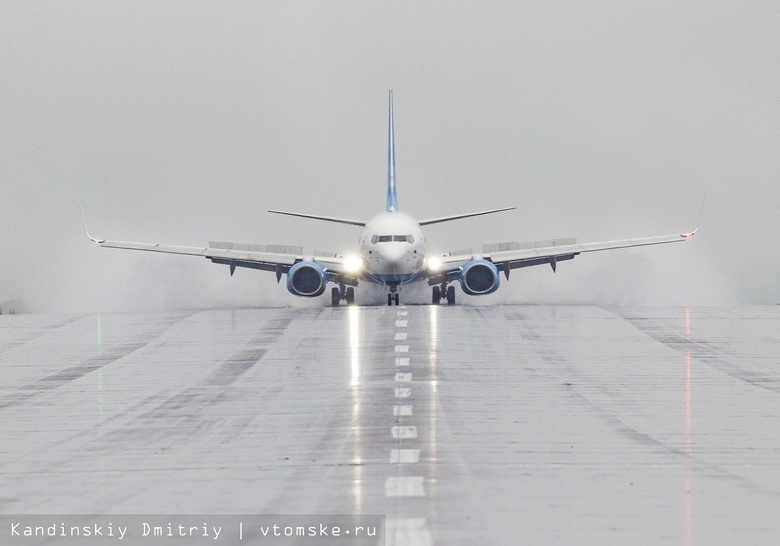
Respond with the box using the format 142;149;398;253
418;207;515;226
268;210;366;227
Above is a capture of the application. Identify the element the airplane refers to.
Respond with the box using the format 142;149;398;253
82;91;697;307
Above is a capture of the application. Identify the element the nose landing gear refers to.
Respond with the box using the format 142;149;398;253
387;283;400;306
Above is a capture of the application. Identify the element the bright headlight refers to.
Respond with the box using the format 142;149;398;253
343;255;363;273
427;256;442;272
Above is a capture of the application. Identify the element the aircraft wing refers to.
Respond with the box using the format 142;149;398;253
429;229;697;281
80;204;359;280
88;236;356;278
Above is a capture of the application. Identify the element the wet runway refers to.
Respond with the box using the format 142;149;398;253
1;305;779;544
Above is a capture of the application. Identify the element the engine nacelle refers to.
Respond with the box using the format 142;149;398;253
286;261;328;297
459;259;501;296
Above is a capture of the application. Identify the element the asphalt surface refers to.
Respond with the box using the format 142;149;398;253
1;305;779;545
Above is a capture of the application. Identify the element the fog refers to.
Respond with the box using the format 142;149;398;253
1;2;778;313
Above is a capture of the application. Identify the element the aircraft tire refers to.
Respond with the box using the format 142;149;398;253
331;287;340;306
446;285;455;305
432;286;441;304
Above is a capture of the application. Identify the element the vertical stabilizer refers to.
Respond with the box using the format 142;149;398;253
386;90;398;211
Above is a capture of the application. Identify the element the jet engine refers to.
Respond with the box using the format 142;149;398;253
286;261;328;297
459;259;501;295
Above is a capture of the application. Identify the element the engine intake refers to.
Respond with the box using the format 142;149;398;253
459;259;500;295
286;262;327;297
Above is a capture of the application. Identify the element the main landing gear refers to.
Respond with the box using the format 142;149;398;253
331;284;355;307
432;283;455;305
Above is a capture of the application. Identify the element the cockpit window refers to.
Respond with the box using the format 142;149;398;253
372;234;414;244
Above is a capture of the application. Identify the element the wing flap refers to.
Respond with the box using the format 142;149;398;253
429;230;695;280
491;232;692;268
210;241;304;255
96;237;301;266
95;237;359;277
482;238;577;253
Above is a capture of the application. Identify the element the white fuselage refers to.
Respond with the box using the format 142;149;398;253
359;211;426;285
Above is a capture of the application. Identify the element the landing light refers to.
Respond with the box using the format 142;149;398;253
426;256;442;272
344;255;363;273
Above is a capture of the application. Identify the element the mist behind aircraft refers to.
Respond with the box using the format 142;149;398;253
1;2;777;312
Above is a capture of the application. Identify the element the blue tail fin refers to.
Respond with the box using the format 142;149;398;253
386;90;398;212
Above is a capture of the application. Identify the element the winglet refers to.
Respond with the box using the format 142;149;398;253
78;200;104;244
386;90;398;212
681;193;706;238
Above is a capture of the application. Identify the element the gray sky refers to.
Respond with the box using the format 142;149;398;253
1;1;778;312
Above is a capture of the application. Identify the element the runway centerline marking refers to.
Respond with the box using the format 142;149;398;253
394;405;413;416
390;449;421;463
385;518;432;546
386;309;428;542
385;476;425;497
391;425;417;439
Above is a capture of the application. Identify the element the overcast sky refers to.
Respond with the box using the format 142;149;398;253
1;1;778;312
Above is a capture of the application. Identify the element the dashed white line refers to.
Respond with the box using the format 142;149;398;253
391;425;418;439
385;307;426;546
385;476;425;497
385;518;432;546
393;405;413;416
386;308;429;543
390;448;421;463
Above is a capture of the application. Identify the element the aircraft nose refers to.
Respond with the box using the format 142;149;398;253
377;243;406;264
